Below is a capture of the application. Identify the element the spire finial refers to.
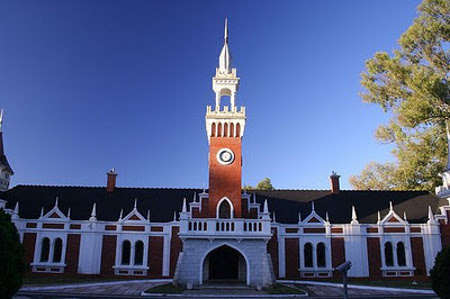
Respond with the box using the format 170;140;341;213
298;211;302;223
67;208;71;218
173;211;177;221
389;201;393;211
119;209;123;220
272;211;276;222
377;211;381;223
403;211;408;222
224;18;228;43
147;209;151;222
326;211;330;222
263;199;269;214
40;207;44;218
311;201;315;211
89;203;97;221
0;109;3;132
351;205;359;224
428;206;437;224
55;196;59;207
13;201;19;215
182;197;187;213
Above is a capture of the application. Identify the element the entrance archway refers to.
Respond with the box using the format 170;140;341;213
202;245;247;283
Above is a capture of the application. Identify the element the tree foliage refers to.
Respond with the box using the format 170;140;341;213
430;247;450;299
0;209;25;299
350;0;450;191
244;178;275;190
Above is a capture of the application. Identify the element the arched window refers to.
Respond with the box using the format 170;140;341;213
40;238;50;262
230;123;234;137
53;238;63;263
121;241;131;265
224;123;228;137
218;200;231;219
236;123;241;137
317;242;326;268
134;241;144;265
218;123;222;137
397;242;406;266
304;243;313;268
212;123;216;137
385;242;394;266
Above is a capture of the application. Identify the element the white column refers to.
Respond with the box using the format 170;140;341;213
162;235;171;276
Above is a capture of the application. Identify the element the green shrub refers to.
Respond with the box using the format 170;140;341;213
0;208;25;299
430;247;450;299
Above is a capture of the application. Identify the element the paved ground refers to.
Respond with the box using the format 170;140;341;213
14;280;438;298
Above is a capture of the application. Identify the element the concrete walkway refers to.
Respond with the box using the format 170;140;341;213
15;279;438;298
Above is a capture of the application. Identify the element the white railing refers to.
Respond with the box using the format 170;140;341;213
179;218;271;238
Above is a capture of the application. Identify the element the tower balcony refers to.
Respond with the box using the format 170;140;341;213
178;217;272;240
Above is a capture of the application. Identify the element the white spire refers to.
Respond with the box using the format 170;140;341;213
193;192;197;202
298;211;302;223
119;209;123;220
134;198;137;209
427;206;437;224
0;109;3;132
182;197;187;213
311;201;315;211
67;208;71;219
326;211;330;222
351;206;359;224
218;18;231;74
13;201;19;216
389;201;393;211
403;211;408;222
89;203;97;221
263;199;269;214
377;211;381;224
173;211;177;221
272;211;276;222
55;196;59;207
40;207;44;218
147;209;151;222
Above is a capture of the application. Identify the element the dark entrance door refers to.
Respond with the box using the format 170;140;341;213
208;246;239;280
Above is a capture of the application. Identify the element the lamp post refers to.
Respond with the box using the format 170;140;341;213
334;261;352;299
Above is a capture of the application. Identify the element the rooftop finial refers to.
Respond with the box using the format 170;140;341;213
351;206;359;224
0;109;3;132
224;18;228;42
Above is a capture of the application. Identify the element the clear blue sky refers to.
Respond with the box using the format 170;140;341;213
0;0;421;190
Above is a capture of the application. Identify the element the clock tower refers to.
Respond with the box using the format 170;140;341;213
206;19;246;218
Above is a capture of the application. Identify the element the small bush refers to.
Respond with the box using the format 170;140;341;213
0;209;26;299
430;247;450;299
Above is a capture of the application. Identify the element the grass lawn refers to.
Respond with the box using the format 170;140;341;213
298;278;432;290
267;283;307;295
144;283;184;294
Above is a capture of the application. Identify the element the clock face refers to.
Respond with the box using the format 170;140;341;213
217;148;235;165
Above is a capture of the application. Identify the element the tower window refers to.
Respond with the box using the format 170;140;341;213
134;241;144;265
397;242;406;266
218;200;231;219
317;242;326;268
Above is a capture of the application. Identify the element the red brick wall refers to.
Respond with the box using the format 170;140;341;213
331;238;345;266
440;223;450;248
170;226;182;276
148;236;163;277
23;233;37;271
285;238;299;278
100;235;117;276
208;137;242;218
411;237;427;276
366;237;382;278
65;234;81;274
267;228;279;278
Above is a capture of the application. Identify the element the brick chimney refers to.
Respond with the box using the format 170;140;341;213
330;171;340;194
106;168;118;192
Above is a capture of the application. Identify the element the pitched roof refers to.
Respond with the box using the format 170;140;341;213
0;185;444;224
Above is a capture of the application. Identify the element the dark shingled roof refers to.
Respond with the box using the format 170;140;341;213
0;185;445;224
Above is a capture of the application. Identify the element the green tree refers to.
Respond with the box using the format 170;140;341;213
430;247;450;299
350;0;450;191
244;178;275;190
0;208;25;299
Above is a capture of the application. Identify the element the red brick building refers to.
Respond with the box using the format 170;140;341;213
1;20;450;288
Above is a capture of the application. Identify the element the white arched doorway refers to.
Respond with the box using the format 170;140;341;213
200;244;249;285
